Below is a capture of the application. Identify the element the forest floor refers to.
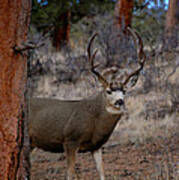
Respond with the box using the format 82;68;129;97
30;131;179;180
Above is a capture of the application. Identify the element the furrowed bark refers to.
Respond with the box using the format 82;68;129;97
0;0;31;179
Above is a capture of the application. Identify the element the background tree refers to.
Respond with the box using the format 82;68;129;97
53;9;71;50
0;0;31;179
30;0;171;50
31;0;115;50
114;0;134;32
165;0;179;48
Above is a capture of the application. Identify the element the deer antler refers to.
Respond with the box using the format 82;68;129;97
87;33;109;87
123;27;146;86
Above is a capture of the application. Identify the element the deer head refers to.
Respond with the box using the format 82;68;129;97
87;27;146;114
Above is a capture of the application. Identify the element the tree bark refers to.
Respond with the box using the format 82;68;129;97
0;0;31;180
114;0;134;32
165;0;179;49
53;11;71;50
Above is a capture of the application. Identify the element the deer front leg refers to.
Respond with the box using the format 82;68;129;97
63;142;78;180
92;148;105;180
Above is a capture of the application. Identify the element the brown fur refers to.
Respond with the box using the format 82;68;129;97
29;92;121;153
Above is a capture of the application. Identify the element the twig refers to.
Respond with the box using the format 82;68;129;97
13;42;45;53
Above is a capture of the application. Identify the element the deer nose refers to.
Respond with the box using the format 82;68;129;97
115;99;124;106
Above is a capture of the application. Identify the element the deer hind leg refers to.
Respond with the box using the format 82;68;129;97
92;148;105;180
63;142;79;180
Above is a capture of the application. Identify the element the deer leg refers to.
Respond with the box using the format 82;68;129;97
92;148;105;180
63;142;78;180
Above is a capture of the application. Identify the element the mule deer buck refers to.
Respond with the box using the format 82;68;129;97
29;27;146;180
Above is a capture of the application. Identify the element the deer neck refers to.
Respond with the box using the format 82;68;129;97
91;92;121;148
84;91;122;120
99;92;121;120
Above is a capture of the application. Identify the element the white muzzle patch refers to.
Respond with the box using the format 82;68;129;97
105;90;125;114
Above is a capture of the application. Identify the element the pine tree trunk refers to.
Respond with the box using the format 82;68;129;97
0;0;31;179
165;0;179;49
114;0;134;32
53;11;71;50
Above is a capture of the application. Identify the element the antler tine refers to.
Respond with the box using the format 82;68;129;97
87;33;109;87
123;27;146;86
87;33;98;60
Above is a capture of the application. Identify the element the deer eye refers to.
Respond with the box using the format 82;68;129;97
106;90;112;95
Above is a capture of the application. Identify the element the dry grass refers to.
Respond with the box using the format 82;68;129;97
114;113;178;145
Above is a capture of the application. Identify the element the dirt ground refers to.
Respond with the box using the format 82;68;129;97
30;132;179;180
